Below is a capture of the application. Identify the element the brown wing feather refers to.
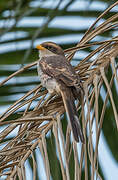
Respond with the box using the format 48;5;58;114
39;55;84;142
39;55;79;87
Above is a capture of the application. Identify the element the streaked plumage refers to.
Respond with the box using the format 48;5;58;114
36;42;84;142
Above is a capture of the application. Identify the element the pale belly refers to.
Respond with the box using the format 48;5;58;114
37;63;60;94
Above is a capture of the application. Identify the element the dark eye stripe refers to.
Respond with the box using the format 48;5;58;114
48;46;52;49
47;46;56;52
41;42;64;56
44;45;52;50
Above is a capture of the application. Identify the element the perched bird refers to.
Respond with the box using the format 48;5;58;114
36;42;84;143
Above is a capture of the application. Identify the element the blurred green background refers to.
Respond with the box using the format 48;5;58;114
0;0;118;179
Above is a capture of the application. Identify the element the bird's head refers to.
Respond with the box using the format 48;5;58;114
36;42;64;58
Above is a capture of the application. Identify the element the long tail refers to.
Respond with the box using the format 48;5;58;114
60;88;84;143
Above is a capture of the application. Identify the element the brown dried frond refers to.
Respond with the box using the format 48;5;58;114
0;2;118;179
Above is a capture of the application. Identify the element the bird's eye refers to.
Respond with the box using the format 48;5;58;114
44;45;48;49
47;46;52;50
44;45;56;52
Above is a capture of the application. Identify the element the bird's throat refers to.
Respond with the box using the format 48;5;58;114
39;49;57;58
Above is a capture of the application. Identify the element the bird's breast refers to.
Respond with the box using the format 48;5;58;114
37;61;60;94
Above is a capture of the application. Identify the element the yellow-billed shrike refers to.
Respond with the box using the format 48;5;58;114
36;42;84;143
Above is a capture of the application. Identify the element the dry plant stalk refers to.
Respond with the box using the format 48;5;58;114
0;2;118;180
